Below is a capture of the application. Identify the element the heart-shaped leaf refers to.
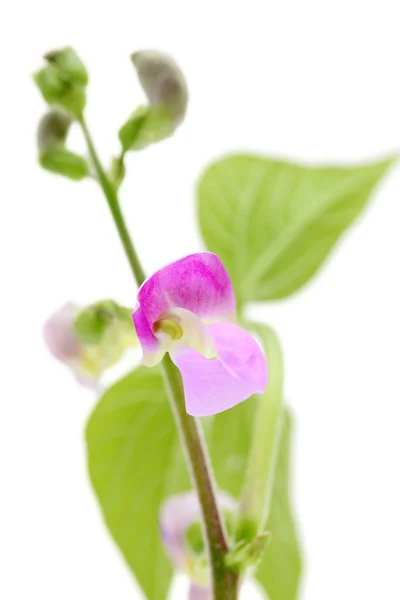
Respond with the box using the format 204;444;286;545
198;154;394;303
86;367;190;600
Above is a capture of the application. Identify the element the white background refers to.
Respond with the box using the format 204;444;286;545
1;1;400;598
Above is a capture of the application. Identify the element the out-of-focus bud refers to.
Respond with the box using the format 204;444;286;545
43;301;137;387
118;50;188;152
189;585;211;600
44;47;88;86
37;110;72;155
131;50;188;125
159;491;236;593
33;47;88;118
37;110;89;180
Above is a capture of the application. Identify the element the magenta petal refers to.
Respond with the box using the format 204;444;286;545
189;584;212;600
132;253;235;364
172;323;267;417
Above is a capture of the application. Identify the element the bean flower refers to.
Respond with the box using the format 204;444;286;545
44;302;136;386
132;252;267;416
160;491;236;599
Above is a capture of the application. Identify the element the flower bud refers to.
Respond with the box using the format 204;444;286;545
131;50;188;125
159;491;236;591
33;47;88;117
43;301;137;386
118;50;188;152
44;47;88;86
37;110;89;180
37;110;72;155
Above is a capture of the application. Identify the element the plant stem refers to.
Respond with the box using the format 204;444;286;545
79;117;146;286
80;116;238;599
162;355;239;598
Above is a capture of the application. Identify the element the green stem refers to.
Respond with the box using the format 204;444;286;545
80;116;238;599
162;355;239;599
80;117;145;286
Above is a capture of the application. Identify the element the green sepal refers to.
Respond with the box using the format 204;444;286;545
74;300;133;344
39;147;89;180
118;105;175;152
225;532;271;571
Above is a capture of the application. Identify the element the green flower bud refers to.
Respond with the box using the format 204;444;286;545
44;47;88;86
37;110;89;180
118;50;188;153
33;47;88;117
131;50;188;125
37;110;72;155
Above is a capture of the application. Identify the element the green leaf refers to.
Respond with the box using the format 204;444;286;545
86;368;190;600
39;147;89;180
197;154;394;303
256;410;302;600
119;105;175;152
109;156;126;190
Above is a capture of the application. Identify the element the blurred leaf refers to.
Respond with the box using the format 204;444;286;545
86;367;190;600
39;147;89;180
256;411;302;600
197;154;394;303
119;105;174;152
109;156;126;190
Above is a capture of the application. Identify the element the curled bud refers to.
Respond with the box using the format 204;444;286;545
118;50;188;152
43;301;137;386
37;110;89;180
37;110;72;155
44;47;88;86
33;47;88;117
131;50;188;125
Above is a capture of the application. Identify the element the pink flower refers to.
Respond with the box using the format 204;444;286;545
160;491;236;598
43;302;136;386
132;252;267;416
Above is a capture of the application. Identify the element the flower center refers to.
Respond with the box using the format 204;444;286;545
153;318;183;341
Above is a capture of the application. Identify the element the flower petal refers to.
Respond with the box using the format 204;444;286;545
189;584;211;600
43;302;82;362
132;253;235;365
172;323;267;416
159;491;236;571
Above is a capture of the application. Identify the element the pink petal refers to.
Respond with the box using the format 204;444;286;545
159;491;236;570
172;323;267;416
132;253;235;365
43;303;82;362
189;584;212;600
